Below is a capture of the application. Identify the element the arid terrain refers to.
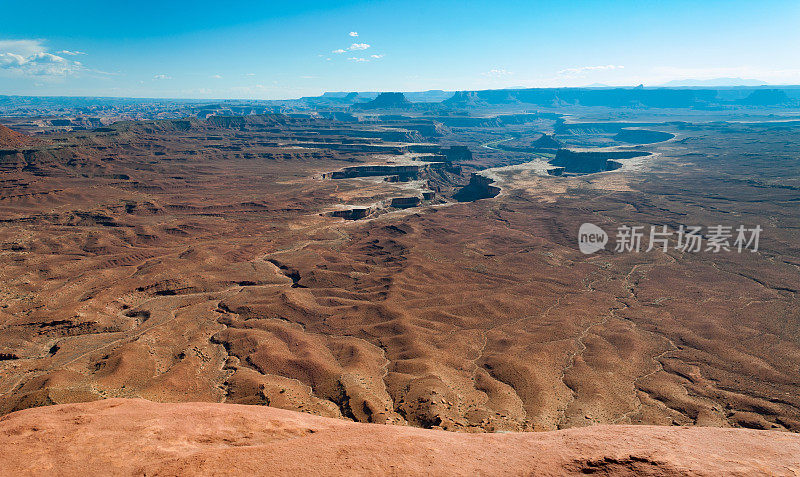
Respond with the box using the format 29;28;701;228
3;398;800;476
1;89;800;472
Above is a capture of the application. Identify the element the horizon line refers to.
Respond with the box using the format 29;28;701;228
3;84;800;103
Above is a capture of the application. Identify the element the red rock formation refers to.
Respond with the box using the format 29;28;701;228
1;398;798;476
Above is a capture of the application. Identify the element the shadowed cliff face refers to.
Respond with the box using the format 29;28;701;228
453;173;501;201
614;129;675;144
353;92;412;110
548;149;649;175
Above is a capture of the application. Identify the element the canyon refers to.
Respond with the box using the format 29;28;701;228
1;90;800;473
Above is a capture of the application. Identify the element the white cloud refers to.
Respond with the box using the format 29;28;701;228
0;52;80;77
153;74;172;80
349;43;370;51
483;68;512;77
332;48;347;54
347;53;384;63
211;74;222;79
349;31;359;37
0;39;85;77
245;73;256;76
58;50;86;56
0;39;45;56
558;65;624;77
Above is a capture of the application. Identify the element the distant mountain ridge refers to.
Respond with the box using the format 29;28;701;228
436;86;800;109
319;90;453;103
659;77;768;87
4;84;800;121
309;86;800;111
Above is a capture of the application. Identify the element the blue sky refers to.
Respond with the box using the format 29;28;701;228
1;0;799;99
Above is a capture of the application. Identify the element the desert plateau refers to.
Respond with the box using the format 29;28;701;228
2;89;800;473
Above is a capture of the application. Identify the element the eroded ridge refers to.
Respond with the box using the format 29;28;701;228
0;112;799;434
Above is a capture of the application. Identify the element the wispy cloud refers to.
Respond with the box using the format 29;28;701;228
483;68;513;77
211;74;222;79
333;43;370;54
558;65;624;77
0;39;85;77
57;50;86;56
329;38;376;62
230;84;267;96
0;39;44;56
348;54;384;63
153;74;172;80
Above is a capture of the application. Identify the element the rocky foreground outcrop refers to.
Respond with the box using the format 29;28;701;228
1;399;798;476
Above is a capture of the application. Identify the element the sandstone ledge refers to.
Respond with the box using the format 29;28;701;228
1;398;799;476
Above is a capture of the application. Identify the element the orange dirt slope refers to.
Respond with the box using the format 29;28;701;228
0;398;798;476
